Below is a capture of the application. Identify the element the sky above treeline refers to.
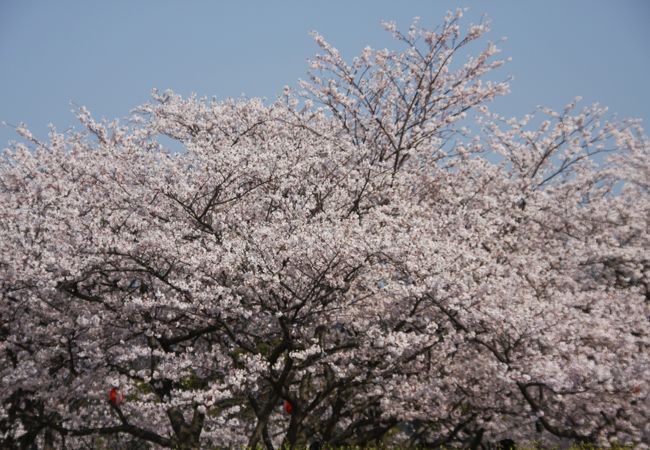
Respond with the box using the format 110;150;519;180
1;0;649;147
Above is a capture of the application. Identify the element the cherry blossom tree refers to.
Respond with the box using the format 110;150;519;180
1;10;648;449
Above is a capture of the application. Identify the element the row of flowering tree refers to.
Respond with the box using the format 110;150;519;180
1;10;648;449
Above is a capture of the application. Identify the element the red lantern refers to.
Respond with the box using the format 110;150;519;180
283;400;293;414
109;387;123;406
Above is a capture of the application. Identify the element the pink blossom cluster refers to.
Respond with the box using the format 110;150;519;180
0;10;648;449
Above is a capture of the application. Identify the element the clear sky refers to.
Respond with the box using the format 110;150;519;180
1;1;649;147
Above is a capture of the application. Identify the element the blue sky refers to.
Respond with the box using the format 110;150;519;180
1;1;649;147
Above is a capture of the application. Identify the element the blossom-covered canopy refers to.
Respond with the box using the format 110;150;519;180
1;11;648;449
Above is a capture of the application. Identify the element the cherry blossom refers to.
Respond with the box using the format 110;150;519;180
1;11;648;449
